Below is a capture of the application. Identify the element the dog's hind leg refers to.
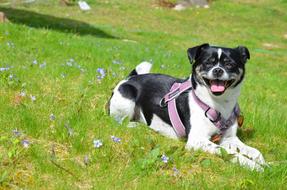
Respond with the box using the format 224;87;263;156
109;80;137;123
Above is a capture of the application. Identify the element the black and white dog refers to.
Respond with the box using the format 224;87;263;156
108;43;266;171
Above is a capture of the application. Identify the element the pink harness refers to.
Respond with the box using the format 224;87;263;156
162;79;240;138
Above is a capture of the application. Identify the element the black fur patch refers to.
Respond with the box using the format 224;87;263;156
117;74;191;133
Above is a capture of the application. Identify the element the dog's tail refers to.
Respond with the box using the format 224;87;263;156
128;61;152;77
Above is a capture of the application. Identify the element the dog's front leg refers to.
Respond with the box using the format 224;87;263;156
185;134;221;154
186;134;264;171
220;136;266;166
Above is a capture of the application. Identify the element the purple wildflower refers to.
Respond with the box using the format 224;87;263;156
96;68;106;79
161;154;169;163
50;114;56;121
111;135;121;143
172;167;180;176
0;67;9;72
39;62;46;68
32;60;38;65
30;95;36;102
22;139;30;148
12;129;21;137
93;139;103;148
8;74;14;80
20;91;26;97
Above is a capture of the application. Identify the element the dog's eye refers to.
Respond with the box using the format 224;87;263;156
224;59;235;69
209;57;216;62
207;57;216;65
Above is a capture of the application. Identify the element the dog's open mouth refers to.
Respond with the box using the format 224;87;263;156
203;78;235;96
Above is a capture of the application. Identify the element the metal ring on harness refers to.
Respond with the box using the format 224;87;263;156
205;107;221;123
159;98;167;107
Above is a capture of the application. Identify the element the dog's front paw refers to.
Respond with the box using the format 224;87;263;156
232;153;264;172
240;146;266;166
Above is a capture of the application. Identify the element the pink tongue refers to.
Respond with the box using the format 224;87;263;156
210;80;225;92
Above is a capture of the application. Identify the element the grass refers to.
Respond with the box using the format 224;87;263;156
0;0;287;189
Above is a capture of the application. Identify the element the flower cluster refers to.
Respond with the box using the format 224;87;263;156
96;68;106;80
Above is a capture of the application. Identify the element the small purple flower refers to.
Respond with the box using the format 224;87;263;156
172;167;180;176
30;95;36;102
8;74;14;80
96;68;106;79
32;60;38;65
39;62;46;68
161;154;169;163
93;139;103;148
0;67;9;72
50;114;56;121
111;135;121;143
20;91;26;97
22;140;30;148
12;129;21;137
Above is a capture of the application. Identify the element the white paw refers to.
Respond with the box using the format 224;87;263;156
232;153;264;172
240;147;266;166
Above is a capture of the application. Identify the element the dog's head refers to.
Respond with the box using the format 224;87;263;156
187;43;250;96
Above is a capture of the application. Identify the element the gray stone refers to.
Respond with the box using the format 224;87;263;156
174;0;210;11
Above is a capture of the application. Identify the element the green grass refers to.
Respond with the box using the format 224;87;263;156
0;0;287;189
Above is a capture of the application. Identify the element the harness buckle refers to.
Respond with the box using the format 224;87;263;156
159;98;167;107
205;107;221;123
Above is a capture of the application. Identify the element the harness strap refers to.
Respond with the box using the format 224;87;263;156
166;82;191;137
192;89;240;132
162;78;240;138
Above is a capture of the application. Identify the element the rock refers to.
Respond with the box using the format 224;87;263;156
78;1;91;11
174;4;186;11
0;12;6;23
174;0;210;11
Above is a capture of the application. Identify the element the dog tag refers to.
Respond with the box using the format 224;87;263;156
237;115;244;128
211;134;221;144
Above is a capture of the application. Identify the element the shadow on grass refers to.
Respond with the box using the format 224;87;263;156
0;7;117;39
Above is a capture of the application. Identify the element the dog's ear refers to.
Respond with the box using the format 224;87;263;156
187;43;209;64
236;46;250;63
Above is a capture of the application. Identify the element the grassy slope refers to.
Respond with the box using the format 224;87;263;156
0;0;287;189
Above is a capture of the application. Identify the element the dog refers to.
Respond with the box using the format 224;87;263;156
108;43;266;171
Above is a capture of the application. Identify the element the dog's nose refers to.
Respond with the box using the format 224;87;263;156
212;68;224;77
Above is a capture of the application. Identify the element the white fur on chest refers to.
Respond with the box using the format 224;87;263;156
193;84;241;119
